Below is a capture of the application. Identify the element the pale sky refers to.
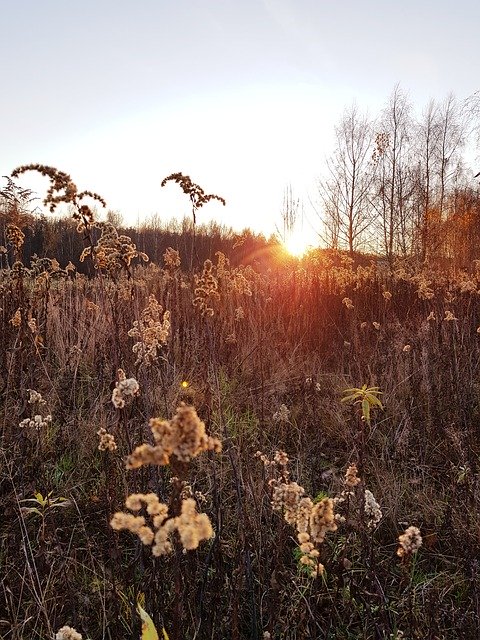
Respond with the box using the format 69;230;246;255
1;0;479;235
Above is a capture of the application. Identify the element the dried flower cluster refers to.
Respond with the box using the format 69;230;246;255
19;389;52;430
55;626;82;640
397;525;422;558
126;403;221;469
215;252;254;296
5;223;25;251
416;280;435;300
444;310;457;322
9;308;21;327
364;489;383;529
97;427;117;452
193;259;220;316
80;222;149;274
111;494;214;556
161;172;226;216
11;164;106;213
345;463;361;488
273;403;290;423
234;306;245;321
342;297;354;309
163;246;181;269
264;450;337;577
111;369;140;408
128;294;171;365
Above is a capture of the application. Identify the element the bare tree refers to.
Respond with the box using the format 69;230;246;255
320;104;377;255
371;86;416;265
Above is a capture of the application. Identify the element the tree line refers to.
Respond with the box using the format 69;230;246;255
316;86;480;268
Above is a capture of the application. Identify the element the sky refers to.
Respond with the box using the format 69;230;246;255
1;0;479;236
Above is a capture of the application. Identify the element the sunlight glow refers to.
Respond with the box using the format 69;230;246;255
283;228;313;257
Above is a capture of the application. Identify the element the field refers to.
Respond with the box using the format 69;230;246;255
2;169;480;640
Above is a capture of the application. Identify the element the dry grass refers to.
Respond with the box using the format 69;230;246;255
1;245;480;639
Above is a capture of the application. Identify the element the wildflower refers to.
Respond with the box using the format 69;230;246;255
126;404;221;469
27;317;37;333
9;308;21;327
416;282;434;300
176;498;214;550
234;306;245;321
372;322;381;330
128;295;171;366
444;310;457;322
111;494;214;555
345;463;361;488
273;404;290;422
271;481;305;525
97;428;117;452
274;450;289;466
28;390;46;405
402;344;411;352
382;291;392;300
85;300;99;312
427;311;436;321
342;297;354;309
193;259;220;316
397;525;422;558
56;627;83;640
360;321;368;329
364;489;382;529
163;246;181;269
309;497;337;543
111;369;139;408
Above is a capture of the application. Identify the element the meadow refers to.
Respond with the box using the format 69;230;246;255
1;167;480;640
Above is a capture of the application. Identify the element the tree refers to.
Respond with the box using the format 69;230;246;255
371;86;415;264
320;104;377;255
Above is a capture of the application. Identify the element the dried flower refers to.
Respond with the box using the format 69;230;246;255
273;404;290;423
397;525;422;558
444;310;457;322
10;308;21;327
193;259;220;316
126;404;221;469
163;246;181;269
111;369;139;408
234;306;245;321
364;489;382;529
111;493;214;555
55;627;83;640
345;463;361;487
342;297;354;309
128;295;170;365
416;282;434;300
97;428;117;452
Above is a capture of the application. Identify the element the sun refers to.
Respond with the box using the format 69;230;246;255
283;228;313;257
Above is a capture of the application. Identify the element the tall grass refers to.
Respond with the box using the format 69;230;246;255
2;171;480;639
